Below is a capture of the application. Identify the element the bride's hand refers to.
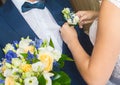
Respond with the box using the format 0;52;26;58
76;11;99;28
60;23;78;45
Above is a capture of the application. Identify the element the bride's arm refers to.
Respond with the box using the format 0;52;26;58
60;0;120;85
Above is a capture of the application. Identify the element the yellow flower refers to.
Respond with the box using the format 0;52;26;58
21;64;32;72
5;77;15;85
38;54;53;72
1;60;6;73
24;46;35;54
1;66;6;73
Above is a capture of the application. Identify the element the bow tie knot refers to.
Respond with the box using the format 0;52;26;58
22;1;45;13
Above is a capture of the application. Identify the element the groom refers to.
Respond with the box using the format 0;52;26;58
0;0;93;85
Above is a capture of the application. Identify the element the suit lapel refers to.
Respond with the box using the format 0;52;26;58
1;0;38;40
45;0;66;26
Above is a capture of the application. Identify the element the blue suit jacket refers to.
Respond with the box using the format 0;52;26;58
0;0;93;85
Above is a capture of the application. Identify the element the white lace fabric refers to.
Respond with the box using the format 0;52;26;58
108;0;120;8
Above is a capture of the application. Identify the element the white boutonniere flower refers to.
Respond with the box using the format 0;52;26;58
62;8;79;26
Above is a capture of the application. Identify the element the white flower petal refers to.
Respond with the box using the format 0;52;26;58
32;62;45;72
24;77;38;85
43;72;54;85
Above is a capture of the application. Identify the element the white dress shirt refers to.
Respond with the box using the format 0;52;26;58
12;0;63;53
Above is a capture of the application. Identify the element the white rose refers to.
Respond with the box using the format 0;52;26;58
32;62;45;72
12;58;22;67
24;77;38;85
4;69;12;77
19;38;32;49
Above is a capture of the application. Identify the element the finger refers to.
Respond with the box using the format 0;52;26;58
84;20;94;24
61;22;67;28
79;25;83;28
60;22;69;32
83;19;94;24
78;21;89;28
63;22;74;29
80;14;88;22
78;21;83;28
78;23;83;28
79;19;94;25
76;11;85;17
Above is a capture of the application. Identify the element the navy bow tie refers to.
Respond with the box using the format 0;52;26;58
21;1;45;13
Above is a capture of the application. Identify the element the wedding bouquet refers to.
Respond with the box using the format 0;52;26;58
62;7;79;26
0;37;72;85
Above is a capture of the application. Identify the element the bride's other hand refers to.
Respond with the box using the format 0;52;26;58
76;11;99;28
60;23;78;45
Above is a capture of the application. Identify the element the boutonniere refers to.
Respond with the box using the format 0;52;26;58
62;8;79;26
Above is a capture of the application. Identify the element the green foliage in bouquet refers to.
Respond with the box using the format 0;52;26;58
0;37;72;85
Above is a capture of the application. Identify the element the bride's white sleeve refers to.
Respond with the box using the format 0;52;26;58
108;0;120;8
89;18;98;45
